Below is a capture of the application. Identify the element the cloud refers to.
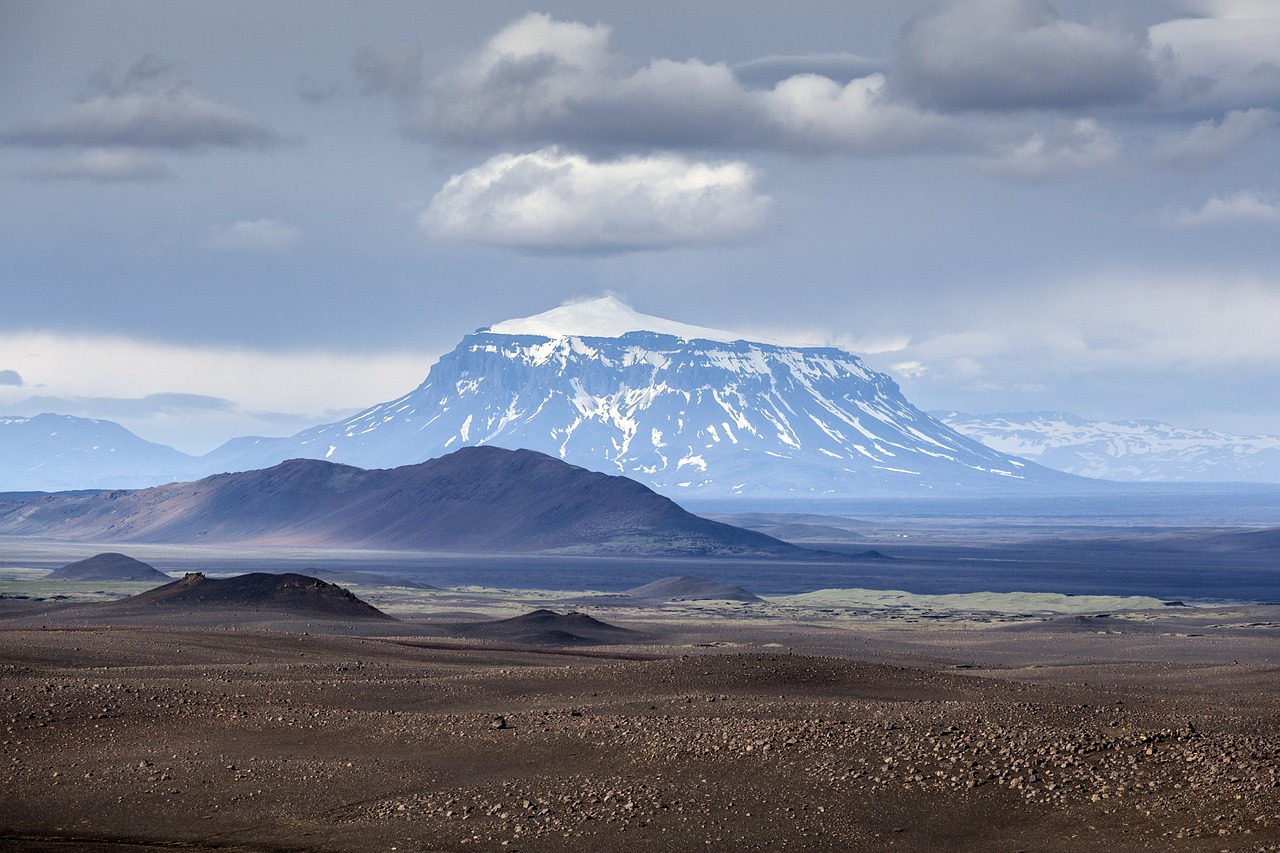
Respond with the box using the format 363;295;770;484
28;147;173;182
975;118;1119;180
206;219;303;253
404;13;953;156
86;54;180;98
295;74;342;104
1150;1;1280;111
2;86;281;151
0;331;435;453
893;0;1160;112
733;53;884;88
0;369;23;387
352;41;423;97
15;392;237;420
1152;108;1278;168
422;147;772;253
869;273;1280;408
1161;190;1280;227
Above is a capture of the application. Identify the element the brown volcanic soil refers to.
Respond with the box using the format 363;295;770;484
2;609;1280;852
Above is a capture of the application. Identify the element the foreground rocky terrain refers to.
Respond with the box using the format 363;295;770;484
2;605;1279;852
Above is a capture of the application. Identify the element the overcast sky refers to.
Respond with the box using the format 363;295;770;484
2;0;1278;453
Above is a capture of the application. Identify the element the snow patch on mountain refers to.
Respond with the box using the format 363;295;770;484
488;295;786;345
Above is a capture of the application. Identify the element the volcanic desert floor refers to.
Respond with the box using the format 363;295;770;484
3;577;1280;852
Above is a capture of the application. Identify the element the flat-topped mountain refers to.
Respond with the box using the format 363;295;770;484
0;446;807;556
203;297;1078;498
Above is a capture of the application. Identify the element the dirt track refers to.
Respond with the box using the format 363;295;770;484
3;617;1280;852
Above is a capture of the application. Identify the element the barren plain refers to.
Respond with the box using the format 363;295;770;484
3;541;1280;853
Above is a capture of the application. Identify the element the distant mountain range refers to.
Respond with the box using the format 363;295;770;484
0;298;1076;497
937;411;1280;483
0;445;806;557
0;413;195;492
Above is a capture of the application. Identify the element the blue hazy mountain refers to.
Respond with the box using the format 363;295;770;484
202;297;1072;497
0;446;808;556
0;413;198;491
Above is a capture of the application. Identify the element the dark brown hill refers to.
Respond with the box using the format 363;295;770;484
45;552;169;582
116;572;393;620
451;609;638;646
0;446;808;556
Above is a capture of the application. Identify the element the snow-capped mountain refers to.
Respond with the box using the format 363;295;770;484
204;297;1069;497
0;413;198;492
937;411;1280;483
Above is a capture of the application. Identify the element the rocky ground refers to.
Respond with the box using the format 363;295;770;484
2;615;1280;852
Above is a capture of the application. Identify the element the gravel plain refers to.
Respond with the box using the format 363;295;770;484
3;595;1280;853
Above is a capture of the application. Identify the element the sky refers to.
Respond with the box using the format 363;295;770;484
1;0;1278;454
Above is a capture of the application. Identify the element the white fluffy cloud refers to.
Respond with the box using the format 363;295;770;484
411;13;952;155
422;148;772;252
893;0;1160;111
975;118;1119;181
206;219;303;253
1162;190;1280;227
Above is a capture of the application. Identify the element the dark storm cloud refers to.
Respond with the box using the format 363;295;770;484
0;370;23;387
893;0;1162;112
1;56;283;151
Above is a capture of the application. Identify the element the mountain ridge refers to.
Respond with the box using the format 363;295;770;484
3;299;1086;496
0;446;809;557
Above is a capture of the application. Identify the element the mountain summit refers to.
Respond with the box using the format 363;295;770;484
206;297;1069;497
